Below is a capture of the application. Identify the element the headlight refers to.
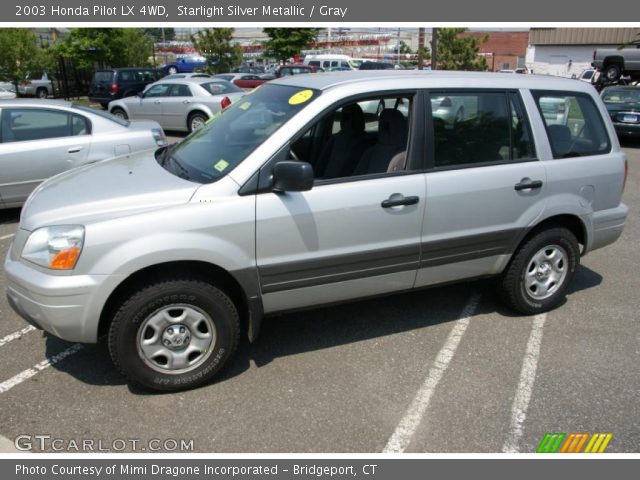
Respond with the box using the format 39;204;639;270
22;226;85;270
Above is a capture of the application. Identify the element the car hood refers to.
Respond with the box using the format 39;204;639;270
20;150;199;231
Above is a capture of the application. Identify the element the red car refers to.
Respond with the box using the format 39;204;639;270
214;74;266;89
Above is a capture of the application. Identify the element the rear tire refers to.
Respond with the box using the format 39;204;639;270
167;66;178;75
108;279;240;392
111;107;128;120
497;227;579;315
188;111;208;133
604;63;622;83
36;87;47;99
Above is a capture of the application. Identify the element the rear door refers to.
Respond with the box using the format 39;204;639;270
416;90;547;287
0;107;91;206
161;83;193;130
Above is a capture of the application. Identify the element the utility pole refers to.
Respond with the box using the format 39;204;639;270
431;27;438;70
418;27;425;70
397;28;401;67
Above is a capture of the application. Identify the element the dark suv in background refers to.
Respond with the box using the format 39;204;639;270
89;68;163;109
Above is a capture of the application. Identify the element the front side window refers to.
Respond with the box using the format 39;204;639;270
431;91;533;167
0;108;82;143
157;84;320;184
533;91;611;158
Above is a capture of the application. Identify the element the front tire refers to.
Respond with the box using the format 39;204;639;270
497;227;579;315
108;279;240;391
36;87;47;99
110;107;128;120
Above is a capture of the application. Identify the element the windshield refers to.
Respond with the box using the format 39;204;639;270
156;84;319;184
72;104;130;127
602;89;640;105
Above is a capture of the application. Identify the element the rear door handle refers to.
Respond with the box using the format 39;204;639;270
381;195;420;208
67;146;83;154
514;179;543;191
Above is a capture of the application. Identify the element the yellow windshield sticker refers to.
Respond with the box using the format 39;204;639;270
206;111;221;125
288;89;314;105
239;101;251;110
214;159;229;172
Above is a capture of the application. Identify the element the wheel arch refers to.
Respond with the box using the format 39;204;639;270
519;214;588;255
603;56;625;69
98;260;262;342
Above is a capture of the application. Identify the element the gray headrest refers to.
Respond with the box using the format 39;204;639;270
378;109;408;146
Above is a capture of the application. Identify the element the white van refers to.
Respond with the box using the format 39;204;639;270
303;54;354;71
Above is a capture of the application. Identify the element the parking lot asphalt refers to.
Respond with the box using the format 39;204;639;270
0;141;638;453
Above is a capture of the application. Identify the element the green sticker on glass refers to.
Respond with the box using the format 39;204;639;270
214;159;229;172
206;111;221;125
239;102;251;110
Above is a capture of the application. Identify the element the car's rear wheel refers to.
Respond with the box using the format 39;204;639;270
111;107;128;120
167;66;178;75
497;227;579;315
188;112;208;133
36;87;47;99
604;63;622;82
108;279;240;391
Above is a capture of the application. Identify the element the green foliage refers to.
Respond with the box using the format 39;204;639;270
191;28;243;74
435;28;488;71
0;29;53;86
399;41;413;55
263;28;320;63
143;28;176;43
55;28;153;70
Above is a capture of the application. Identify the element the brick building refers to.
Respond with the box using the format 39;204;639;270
462;31;529;71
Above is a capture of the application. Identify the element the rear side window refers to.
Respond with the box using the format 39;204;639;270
532;91;611;159
430;91;536;167
93;71;113;83
169;84;192;97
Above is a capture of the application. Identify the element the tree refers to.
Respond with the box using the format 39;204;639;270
0;29;52;89
434;28;488;71
263;28;320;63
143;28;176;43
399;41;413;55
191;28;243;74
55;28;153;70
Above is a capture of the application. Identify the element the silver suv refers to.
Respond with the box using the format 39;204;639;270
4;72;629;391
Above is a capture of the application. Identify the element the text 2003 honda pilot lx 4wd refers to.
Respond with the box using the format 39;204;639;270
5;72;628;391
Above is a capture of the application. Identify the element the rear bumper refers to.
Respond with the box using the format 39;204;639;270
612;122;640;137
587;203;629;253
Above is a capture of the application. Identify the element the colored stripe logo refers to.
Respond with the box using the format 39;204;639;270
537;433;612;453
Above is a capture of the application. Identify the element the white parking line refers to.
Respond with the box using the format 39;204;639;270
502;313;547;453
0;233;15;241
0;343;83;394
383;293;481;453
0;325;36;348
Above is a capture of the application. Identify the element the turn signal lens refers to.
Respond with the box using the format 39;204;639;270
50;247;81;270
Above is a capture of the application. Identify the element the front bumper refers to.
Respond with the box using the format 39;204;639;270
4;246;124;343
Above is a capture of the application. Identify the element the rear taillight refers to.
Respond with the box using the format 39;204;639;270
110;83;118;94
623;158;628;193
220;96;232;110
152;128;167;147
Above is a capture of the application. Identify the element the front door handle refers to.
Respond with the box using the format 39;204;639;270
67;146;83;153
381;195;420;208
514;179;543;191
182;100;191;104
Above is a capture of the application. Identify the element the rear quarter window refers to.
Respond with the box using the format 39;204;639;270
532;90;611;159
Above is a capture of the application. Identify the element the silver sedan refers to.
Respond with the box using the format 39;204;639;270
108;78;245;133
0;99;166;209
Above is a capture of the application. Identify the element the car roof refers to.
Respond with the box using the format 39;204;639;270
0;98;74;108
268;70;599;94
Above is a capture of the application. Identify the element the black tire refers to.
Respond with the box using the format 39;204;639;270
110;107;128;120
108;279;240;391
604;63;622;82
497;227;579;315
167;66;178;75
36;87;47;99
100;103;109;110
188;111;208;133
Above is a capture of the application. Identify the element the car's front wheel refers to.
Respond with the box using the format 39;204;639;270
110;107;128;120
108;279;240;391
497;227;579;315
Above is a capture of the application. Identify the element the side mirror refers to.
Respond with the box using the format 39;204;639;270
272;161;313;192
